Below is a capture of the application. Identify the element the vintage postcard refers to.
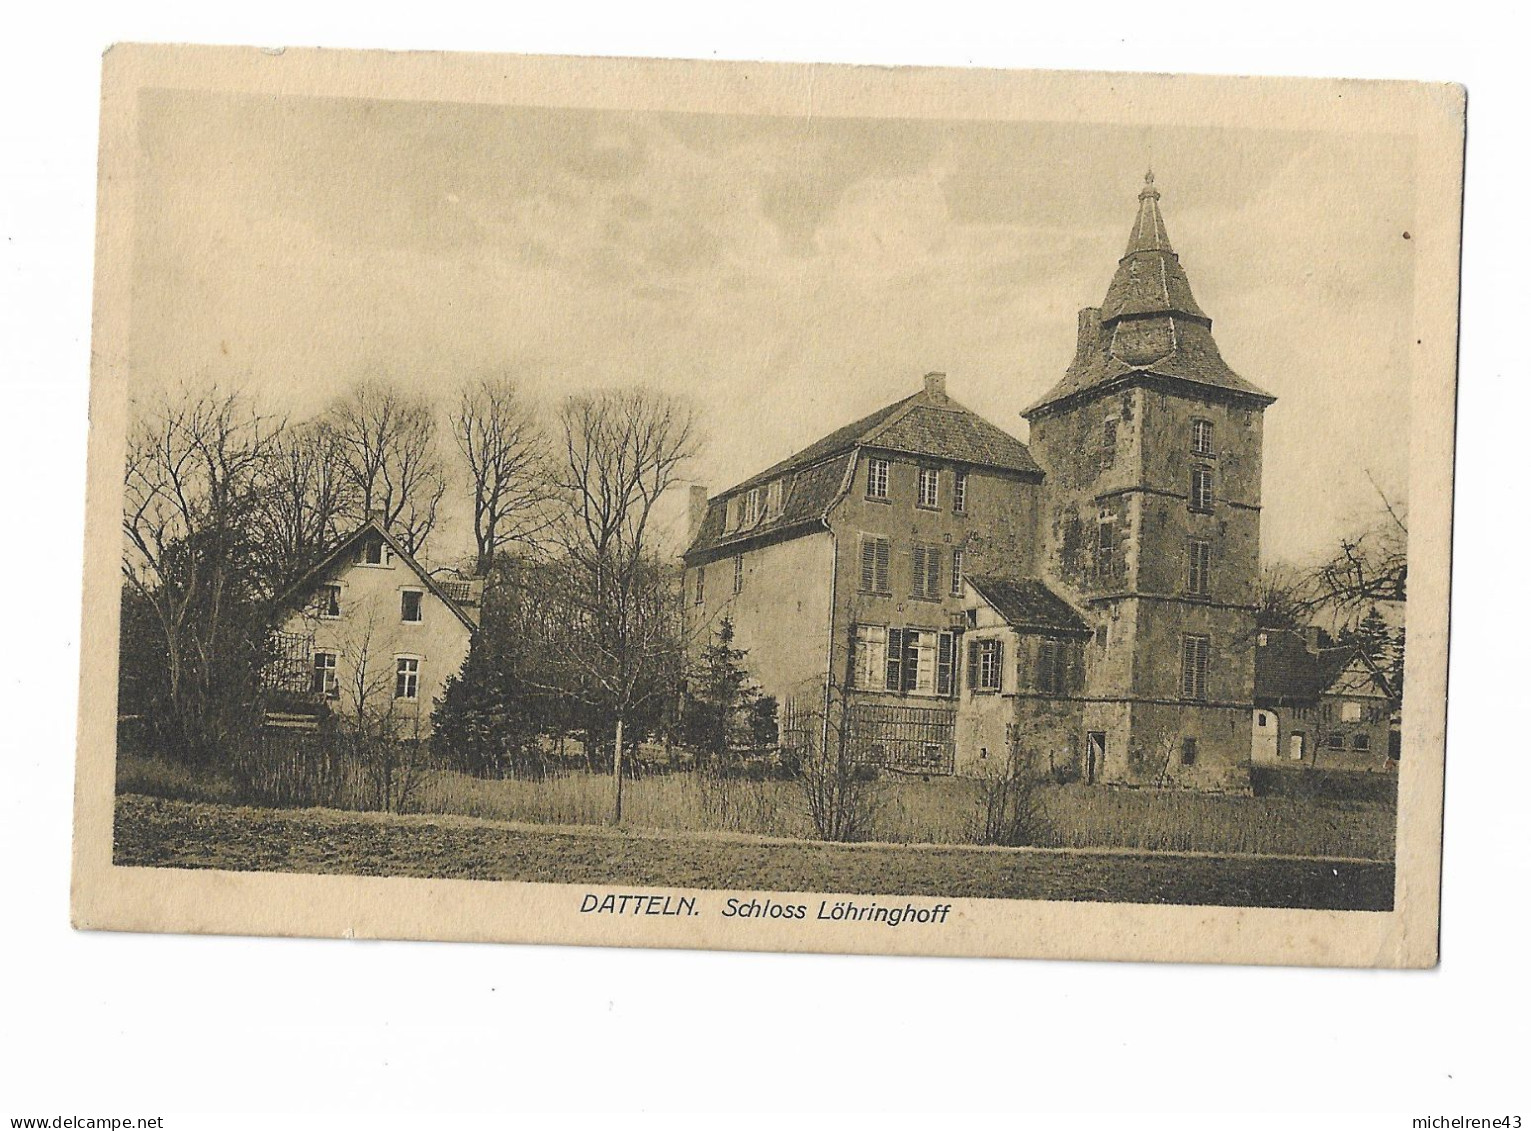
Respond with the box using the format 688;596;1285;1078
72;44;1462;966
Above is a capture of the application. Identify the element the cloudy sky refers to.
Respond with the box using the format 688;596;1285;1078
129;88;1416;566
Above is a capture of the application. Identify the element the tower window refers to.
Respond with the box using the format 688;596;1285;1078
866;458;890;500
1187;538;1212;597
1191;418;1214;456
1189;466;1215;513
1180;634;1210;701
1181;737;1198;766
1097;516;1118;581
693;567;705;606
1100;418;1118;471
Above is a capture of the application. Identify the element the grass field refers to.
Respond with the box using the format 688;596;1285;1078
117;755;1397;860
112;795;1395;910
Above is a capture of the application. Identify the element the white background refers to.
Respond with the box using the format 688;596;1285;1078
1;2;1523;1124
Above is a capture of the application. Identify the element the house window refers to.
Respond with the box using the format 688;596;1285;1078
950;548;965;596
853;625;888;691
311;652;338;699
744;487;762;525
693;567;705;606
733;554;744;596
1191;418;1214;456
859;536;891;593
1352;733;1371;752
765;479;783;518
1190;465;1215;513
866;457;890;500
1257;712;1269;728
953;471;968;514
911;543;942;599
1100;418;1118;471
917;467;940;509
1181;737;1198;766
401;589;423;623
319;584;341;619
1036;638;1067;695
1097;517;1117;580
1187;539;1212;598
361;539;391;566
395;657;420;701
1180;634;1210;701
1326;732;1346;750
967;637;1004;693
1341;701;1362;723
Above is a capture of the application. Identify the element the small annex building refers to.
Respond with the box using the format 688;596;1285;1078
263;518;476;738
1252;628;1399;772
955;575;1093;778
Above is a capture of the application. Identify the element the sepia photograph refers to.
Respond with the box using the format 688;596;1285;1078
71;45;1462;966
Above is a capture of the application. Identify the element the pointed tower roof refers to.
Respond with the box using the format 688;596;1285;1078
1024;173;1273;418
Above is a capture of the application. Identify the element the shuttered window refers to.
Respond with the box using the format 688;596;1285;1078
1187;538;1211;597
911;543;942;599
1036;638;1066;694
1180;634;1210;700
1190;465;1215;512
967;637;1003;692
859;536;891;593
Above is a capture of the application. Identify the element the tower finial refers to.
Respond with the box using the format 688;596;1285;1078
1140;169;1160;201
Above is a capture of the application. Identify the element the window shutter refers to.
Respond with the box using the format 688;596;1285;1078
993;639;1005;692
875;539;890;592
966;639;979;691
885;628;904;691
937;632;954;696
927;548;941;599
911;545;926;597
861;537;875;591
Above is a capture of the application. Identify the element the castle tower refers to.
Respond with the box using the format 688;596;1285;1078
1023;173;1276;790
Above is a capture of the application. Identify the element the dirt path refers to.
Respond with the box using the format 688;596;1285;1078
113;795;1394;910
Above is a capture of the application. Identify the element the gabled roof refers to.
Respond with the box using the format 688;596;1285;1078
1025;173;1274;417
275;519;478;633
1254;629;1396;706
686;375;1041;562
966;575;1093;637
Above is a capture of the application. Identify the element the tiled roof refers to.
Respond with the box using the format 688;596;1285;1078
1253;630;1390;705
863;401;1041;476
1026;174;1274;417
967;575;1093;636
685;453;851;561
687;377;1041;561
274;519;478;633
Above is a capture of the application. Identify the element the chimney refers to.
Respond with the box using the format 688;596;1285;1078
687;484;709;544
1304;624;1322;653
924;371;948;401
1076;307;1102;356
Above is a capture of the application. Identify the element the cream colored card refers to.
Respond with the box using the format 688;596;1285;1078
74;44;1462;966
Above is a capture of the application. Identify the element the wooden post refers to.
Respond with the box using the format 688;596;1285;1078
612;715;625;824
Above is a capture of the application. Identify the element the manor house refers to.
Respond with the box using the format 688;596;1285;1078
683;174;1276;791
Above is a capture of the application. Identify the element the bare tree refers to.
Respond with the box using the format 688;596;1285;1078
451;376;555;574
1260;477;1408;628
121;386;282;762
546;388;701;822
254;420;355;590
328;381;446;555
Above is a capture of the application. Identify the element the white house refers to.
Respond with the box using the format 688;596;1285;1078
266;519;476;738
